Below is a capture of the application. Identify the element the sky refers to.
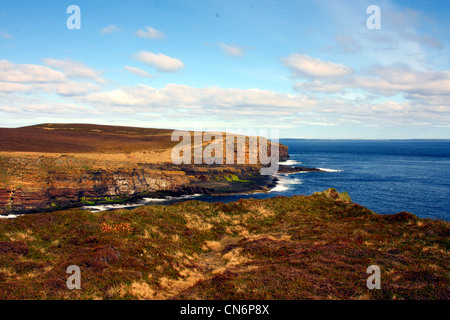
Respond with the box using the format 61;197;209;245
0;0;449;139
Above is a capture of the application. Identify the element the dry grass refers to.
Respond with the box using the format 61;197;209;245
5;229;36;242
0;190;448;300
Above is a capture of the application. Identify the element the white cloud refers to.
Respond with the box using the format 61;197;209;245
134;51;184;73
329;3;446;69
0;102;101;116
136;26;165;39
0;82;30;93
43;58;105;84
124;66;152;78
0;60;65;83
284;52;450;100
0;59;102;98
351;66;450;96
2;75;449;129
1;53;448;132
282;53;354;78
76;82;450;128
219;43;246;57
294;80;344;93
34;82;100;97
100;25;121;34
81;84;317;113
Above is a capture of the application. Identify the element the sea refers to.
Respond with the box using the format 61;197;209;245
77;139;450;222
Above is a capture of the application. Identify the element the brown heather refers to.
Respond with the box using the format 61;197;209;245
0;189;448;300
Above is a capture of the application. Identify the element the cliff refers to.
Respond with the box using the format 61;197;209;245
0;124;299;215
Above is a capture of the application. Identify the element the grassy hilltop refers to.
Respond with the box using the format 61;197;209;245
0;189;448;300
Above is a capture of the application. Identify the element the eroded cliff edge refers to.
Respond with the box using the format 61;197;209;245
0;124;319;215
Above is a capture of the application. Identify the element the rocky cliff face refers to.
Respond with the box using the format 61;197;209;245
0;124;292;215
0;167;190;214
278;143;289;162
0;162;275;215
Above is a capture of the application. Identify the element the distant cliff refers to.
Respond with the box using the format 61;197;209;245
0;162;276;214
0;124;301;215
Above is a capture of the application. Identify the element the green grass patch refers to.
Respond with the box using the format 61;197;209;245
224;174;250;183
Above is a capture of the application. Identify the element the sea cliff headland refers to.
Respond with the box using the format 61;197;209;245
0;124;320;215
0;124;448;300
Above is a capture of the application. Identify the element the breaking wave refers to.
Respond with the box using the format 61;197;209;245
270;174;303;192
318;168;343;172
279;159;302;166
81;203;142;213
83;194;203;212
0;214;23;219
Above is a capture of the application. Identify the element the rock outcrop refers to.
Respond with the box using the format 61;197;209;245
0;160;279;215
0;124;306;215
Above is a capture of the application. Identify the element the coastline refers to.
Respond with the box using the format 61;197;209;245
0;164;325;216
0;124;293;216
1;189;448;300
76;164;327;213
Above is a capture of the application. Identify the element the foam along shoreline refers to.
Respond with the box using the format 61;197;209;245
0;213;24;219
82;194;203;213
0;167;325;216
269;166;341;193
278;158;342;173
270;173;303;192
317;168;343;172
82;176;302;212
162;194;202;201
279;159;302;165
81;203;143;213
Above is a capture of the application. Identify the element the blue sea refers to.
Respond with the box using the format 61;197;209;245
83;140;450;222
275;139;450;222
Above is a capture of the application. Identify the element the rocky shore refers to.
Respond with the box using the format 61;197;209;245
0;124;323;216
0;160;323;216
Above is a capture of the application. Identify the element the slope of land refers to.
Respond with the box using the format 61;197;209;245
0;189;448;300
0;123;176;154
0;124;308;215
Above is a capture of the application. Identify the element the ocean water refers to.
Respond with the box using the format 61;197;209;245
275;139;450;222
80;140;450;222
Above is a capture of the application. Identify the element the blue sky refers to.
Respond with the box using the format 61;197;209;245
0;0;449;138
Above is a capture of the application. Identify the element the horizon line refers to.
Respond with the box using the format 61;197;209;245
1;123;449;141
